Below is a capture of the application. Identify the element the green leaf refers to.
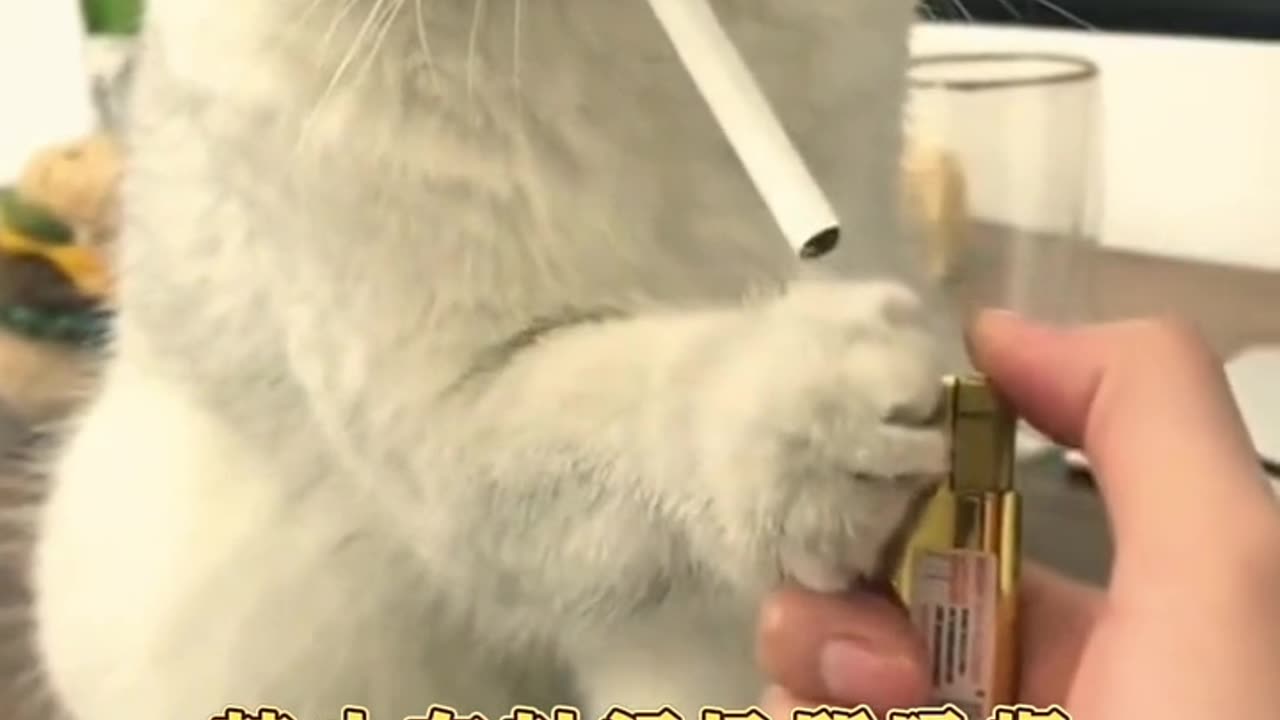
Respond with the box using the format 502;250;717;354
0;189;76;246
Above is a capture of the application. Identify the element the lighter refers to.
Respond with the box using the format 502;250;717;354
893;374;1021;719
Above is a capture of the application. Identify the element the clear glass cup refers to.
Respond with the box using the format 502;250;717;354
901;52;1103;456
903;52;1103;327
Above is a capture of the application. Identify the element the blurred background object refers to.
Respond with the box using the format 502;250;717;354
83;0;143;132
81;0;143;35
0;0;98;186
0;0;136;423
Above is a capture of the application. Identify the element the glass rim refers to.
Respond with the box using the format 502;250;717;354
908;52;1100;91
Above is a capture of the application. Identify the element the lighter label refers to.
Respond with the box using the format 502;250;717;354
907;549;999;720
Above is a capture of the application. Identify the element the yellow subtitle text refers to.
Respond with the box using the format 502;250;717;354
209;703;1073;720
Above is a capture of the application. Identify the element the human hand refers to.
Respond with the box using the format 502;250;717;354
755;312;1280;719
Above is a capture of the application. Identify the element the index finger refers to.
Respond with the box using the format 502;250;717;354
968;312;1279;572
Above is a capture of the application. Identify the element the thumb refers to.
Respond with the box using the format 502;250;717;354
967;311;1276;571
1016;564;1101;707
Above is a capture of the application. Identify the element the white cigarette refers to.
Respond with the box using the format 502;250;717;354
648;0;841;259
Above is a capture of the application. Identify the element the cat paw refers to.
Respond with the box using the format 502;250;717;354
695;280;947;594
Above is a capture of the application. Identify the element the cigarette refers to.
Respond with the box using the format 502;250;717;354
647;0;841;259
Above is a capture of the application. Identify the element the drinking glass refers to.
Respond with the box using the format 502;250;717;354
904;51;1102;325
901;52;1103;454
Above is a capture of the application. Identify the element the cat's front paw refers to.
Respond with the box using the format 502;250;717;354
696;280;947;594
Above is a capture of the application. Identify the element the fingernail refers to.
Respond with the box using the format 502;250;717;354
972;307;1023;329
965;308;1026;355
982;307;1022;318
819;639;906;699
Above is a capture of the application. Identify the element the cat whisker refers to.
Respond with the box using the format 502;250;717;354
992;0;1023;20
513;0;525;89
467;0;489;106
287;0;334;33
1028;0;1097;29
331;0;394;91
299;0;394;146
357;0;408;81
414;0;442;92
947;0;975;22
919;0;1095;29
320;0;363;51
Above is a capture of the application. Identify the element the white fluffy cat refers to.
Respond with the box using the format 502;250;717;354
31;2;951;719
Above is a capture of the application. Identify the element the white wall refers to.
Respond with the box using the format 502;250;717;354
0;0;96;185
911;22;1280;273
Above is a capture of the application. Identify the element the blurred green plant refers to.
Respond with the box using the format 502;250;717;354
81;0;143;35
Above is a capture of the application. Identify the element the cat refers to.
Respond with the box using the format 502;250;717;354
30;2;951;719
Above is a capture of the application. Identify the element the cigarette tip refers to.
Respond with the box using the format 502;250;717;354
799;226;840;259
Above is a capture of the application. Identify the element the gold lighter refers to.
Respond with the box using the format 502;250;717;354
893;374;1021;719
